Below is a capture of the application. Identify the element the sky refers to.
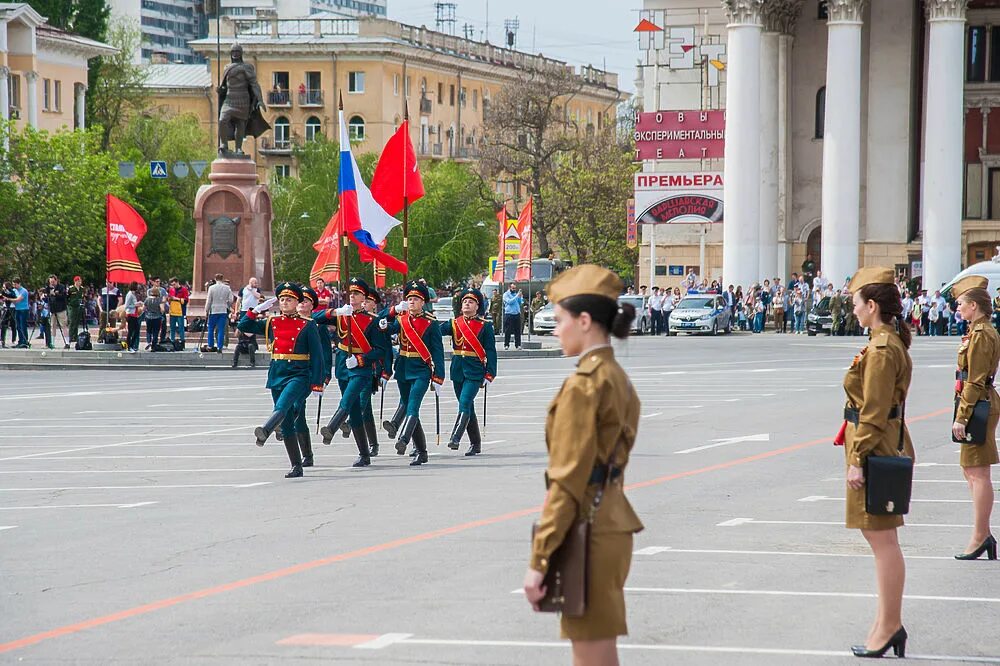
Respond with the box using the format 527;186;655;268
387;0;639;93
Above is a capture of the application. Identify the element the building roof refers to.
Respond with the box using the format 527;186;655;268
0;3;45;27
144;63;213;90
36;25;117;58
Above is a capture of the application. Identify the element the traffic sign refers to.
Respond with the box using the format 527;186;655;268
150;161;168;179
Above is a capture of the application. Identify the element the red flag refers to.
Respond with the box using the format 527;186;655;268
310;211;341;283
371;120;425;216
634;18;662;32
106;194;147;283
492;205;508;281
515;198;533;281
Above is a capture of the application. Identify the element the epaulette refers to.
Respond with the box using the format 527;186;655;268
576;351;605;376
973;322;986;332
873;330;889;348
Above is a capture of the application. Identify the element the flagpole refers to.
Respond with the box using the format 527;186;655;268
527;195;532;343
340;93;353;354
402;101;409;282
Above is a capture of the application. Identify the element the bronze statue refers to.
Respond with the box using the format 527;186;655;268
217;43;270;157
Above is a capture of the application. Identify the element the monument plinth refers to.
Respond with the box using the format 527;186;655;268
189;158;274;316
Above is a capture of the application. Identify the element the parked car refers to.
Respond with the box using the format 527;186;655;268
617;295;651;335
432;296;453;320
532;302;556;334
806;296;834;336
668;295;732;335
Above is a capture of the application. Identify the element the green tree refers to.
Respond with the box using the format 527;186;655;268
89;18;149;151
0;122;124;284
547;132;638;280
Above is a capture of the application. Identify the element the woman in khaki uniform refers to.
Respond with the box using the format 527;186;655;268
950;275;999;561
839;267;913;659
523;265;644;666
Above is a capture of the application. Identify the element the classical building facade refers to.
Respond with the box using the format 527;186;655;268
636;0;991;292
143;15;622;183
1;3;115;133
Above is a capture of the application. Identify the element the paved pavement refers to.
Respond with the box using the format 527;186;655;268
1;333;998;664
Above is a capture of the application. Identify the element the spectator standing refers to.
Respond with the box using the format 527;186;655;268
35;288;52;349
67;276;85;343
928;302;940;336
99;281;121;337
648;286;663;335
0;280;16;347
530;290;546;332
204;273;233;352
314;278;332;310
793;289;805;334
123;281;142;353
143;288;165;348
10;278;30;348
801;253;817;287
45;275;69;347
502;282;524;350
236;277;261;316
773;288;785;333
919;290;931;335
167;278;189;344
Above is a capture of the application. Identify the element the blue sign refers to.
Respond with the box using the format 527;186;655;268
668;265;684;276
150;161;168;179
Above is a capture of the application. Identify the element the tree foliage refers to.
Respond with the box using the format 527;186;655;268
25;0;109;39
89;18;150;151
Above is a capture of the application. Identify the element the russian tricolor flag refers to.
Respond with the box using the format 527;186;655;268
338;110;408;274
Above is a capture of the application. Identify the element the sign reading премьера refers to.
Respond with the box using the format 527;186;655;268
634;110;725;161
634;172;724;225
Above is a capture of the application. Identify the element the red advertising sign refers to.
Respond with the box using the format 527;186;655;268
626;198;637;248
634;110;726;161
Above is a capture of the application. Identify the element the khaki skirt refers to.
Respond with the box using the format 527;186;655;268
960;387;1000;468
560;531;633;641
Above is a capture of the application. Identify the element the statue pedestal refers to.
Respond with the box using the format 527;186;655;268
190;158;274;316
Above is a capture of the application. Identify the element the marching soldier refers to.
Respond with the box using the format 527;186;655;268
67;276;85;344
238;282;325;478
379;280;445;466
829;289;844;336
286;286;333;467
439;288;497;456
362;288;393;457
317;277;387;468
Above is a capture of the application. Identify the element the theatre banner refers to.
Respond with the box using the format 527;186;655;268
633;172;724;225
633;110;725;161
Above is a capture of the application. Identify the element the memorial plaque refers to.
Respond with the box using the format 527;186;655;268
209;215;240;259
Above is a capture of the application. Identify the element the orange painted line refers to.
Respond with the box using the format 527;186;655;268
0;406;951;655
277;633;378;646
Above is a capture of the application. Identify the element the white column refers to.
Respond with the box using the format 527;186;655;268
981;106;990;221
922;0;968;291
74;83;86;130
759;21;780;280
25;70;38;128
722;0;764;289
0;66;9;124
820;0;865;286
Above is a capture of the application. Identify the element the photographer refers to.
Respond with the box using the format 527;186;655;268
1;280;15;347
45;275;69;348
34;287;52;349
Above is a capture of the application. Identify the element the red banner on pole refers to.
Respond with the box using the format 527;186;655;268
515;198;533;281
106;194;147;283
310;210;341;283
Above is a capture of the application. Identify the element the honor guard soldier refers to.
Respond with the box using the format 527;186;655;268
362;287;393;457
238;282;325;478
318;277;388;467
439;288;497;455
379;280;445;466
284;286;333;467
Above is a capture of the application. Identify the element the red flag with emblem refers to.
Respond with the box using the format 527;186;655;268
515;197;533;281
106;194;147;283
310;210;341;283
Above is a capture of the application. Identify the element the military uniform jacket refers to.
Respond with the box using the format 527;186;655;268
384;310;445;384
313;309;387;382
67;285;84;308
310;313;334;384
440;316;497;383
956;321;1000;424
372;307;394;381
238;312;324;390
530;346;644;574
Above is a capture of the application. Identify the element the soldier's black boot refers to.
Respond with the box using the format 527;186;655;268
394;415;418;455
340;419;351;438
282;431;303;478
299;430;314;467
410;419;428;466
254;410;285;446
465;414;482;457
411;420;427;458
364;418;379;457
275;423;283;442
383;404;405;438
319;407;349;445
351;425;371;467
447;412;471;450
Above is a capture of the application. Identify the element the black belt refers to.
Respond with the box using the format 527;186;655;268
844;406;900;424
956;371;995;385
588;466;622;484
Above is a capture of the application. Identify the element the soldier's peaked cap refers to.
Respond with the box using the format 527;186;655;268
348;277;370;297
952;275;989;298
276;281;304;301
460;288;485;311
405;280;429;302
300;286;318;305
846;266;895;293
546;264;623;304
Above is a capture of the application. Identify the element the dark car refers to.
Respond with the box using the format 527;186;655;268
806;296;833;336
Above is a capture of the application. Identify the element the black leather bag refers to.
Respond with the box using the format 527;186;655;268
864;404;913;516
953;396;990;446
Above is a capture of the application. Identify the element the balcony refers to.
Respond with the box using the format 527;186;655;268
259;136;300;154
267;91;291;107
419;96;432;115
298;89;324;107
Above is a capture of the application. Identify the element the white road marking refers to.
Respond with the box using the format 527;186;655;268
0;501;157;510
675;433;770;454
0;468;293;474
354;633;414;649
640;412;662;419
0;525;17;531
622;587;1000;604
799;495;991;505
632;546;955;561
0;482;272;491
717;517;972;528
0;426;249;462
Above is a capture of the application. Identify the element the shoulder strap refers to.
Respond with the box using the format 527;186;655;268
898;401;906;454
588;429;629;520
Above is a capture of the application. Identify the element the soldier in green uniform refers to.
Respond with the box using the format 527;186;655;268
67;276;85;343
362;287;393;457
379;280;445;466
489;289;503;333
317;277;388;468
439;288;497;455
529;291;546;334
238;282;325;478
829;290;844;336
286;286;333;467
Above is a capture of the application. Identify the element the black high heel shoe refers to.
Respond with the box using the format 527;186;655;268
851;626;907;659
955;535;998;561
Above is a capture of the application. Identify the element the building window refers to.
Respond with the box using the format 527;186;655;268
269;71;290;105
814;86;825;139
349;71;365;93
460;86;467;107
305;116;322;142
818;0;828;20
991;27;1000;82
405;75;411;97
393;73;399;96
969;26;987;82
274;164;290;179
437;82;443;104
348;115;366;141
472;89;478;110
420;77;427;93
274;116;290;148
54;80;61;112
9;74;20;113
43;78;50;111
449;84;455;106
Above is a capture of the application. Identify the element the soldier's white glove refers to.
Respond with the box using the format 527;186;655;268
346;355;359;369
253;297;277;314
380;376;389;389
335;304;353;316
431;382;441;395
378;318;388;330
483;378;492;386
395;302;409;314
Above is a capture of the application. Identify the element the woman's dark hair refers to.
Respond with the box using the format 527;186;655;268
960;287;993;318
857;283;911;349
559;294;635;339
128;281;139;292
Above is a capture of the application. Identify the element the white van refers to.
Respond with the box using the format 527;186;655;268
942;255;1000;298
